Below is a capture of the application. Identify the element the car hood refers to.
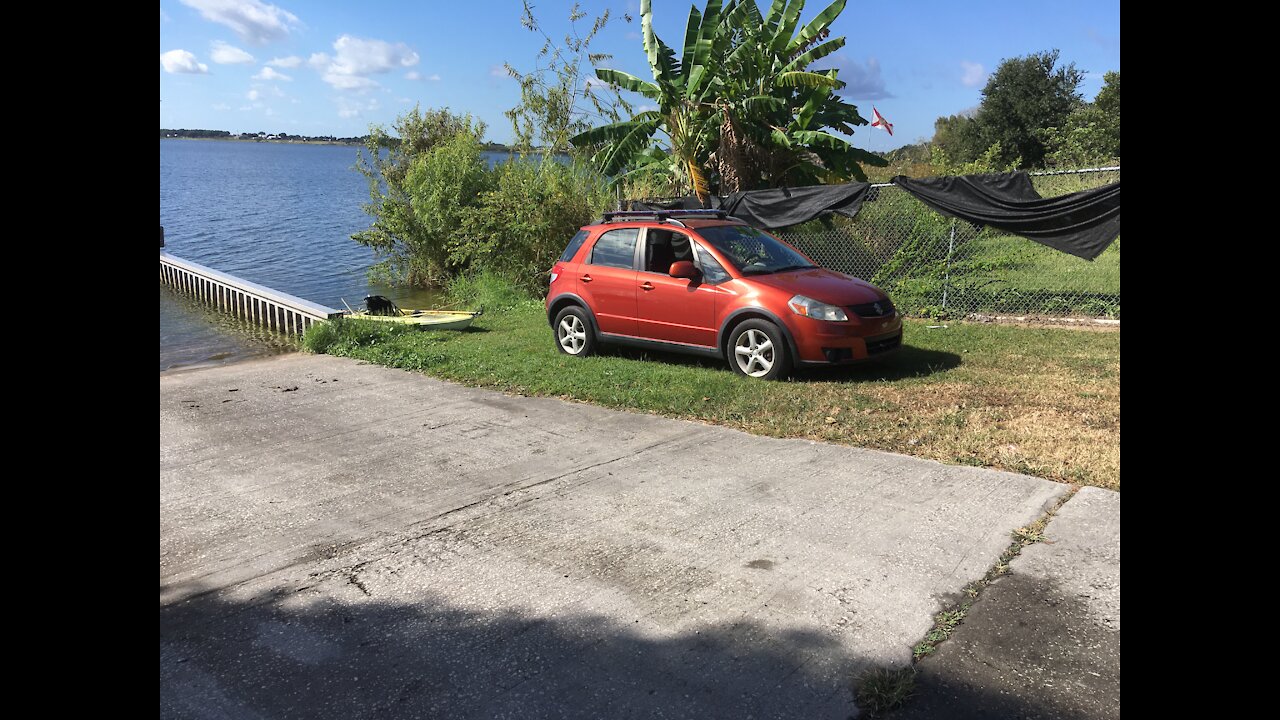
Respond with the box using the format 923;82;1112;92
744;267;887;305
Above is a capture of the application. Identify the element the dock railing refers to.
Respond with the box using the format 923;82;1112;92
160;251;342;335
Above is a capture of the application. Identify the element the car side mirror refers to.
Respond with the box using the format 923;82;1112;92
669;260;700;279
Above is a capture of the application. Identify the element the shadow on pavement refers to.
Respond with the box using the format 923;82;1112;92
889;574;1119;720
160;583;1085;720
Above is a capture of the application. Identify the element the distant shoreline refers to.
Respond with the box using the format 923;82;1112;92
160;135;520;153
161;136;364;147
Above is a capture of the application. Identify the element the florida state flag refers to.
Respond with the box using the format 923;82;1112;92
870;107;893;136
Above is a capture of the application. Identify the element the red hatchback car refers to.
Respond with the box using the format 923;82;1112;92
545;210;902;380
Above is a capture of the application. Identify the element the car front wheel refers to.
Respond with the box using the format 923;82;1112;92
728;319;792;380
554;306;596;357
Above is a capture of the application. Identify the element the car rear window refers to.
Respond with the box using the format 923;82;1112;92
589;228;639;269
558;230;589;263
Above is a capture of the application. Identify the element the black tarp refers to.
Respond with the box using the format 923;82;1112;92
892;172;1121;260
632;182;871;229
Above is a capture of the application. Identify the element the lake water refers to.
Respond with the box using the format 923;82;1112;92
159;140;523;371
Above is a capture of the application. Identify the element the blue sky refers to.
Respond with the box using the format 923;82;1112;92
159;0;1120;151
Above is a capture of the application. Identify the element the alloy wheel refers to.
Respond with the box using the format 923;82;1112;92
558;315;587;354
734;328;774;378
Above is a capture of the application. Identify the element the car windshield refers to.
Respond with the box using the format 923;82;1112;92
695;225;817;276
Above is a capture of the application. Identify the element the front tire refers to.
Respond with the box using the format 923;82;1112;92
554;306;596;357
728;319;792;380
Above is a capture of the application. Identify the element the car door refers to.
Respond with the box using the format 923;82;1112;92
578;227;641;337
635;228;720;348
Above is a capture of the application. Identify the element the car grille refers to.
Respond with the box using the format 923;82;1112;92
849;298;896;318
865;331;902;355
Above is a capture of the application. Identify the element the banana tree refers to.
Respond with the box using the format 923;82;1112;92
571;0;886;201
711;0;887;191
570;0;728;204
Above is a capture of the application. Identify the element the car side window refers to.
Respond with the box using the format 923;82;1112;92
643;229;692;274
558;230;589;263
589;228;640;269
693;242;731;284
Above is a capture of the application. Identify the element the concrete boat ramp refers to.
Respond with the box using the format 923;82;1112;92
160;353;1118;719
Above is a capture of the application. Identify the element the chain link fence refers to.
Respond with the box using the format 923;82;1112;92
772;167;1120;319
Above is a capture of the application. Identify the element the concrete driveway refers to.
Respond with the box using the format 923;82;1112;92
160;353;1068;719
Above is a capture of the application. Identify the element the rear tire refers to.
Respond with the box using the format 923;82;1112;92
554;306;596;357
727;319;792;380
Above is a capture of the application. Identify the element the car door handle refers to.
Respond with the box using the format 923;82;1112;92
640;282;654;291
581;274;592;283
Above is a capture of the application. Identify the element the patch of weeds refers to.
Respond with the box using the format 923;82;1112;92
909;487;1078;662
854;666;916;717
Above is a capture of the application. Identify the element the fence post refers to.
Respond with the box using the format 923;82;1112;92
941;220;956;310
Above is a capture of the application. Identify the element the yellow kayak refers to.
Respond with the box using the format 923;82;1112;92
342;296;482;330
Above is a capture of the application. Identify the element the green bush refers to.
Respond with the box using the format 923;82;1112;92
458;158;610;295
402;129;494;281
302;317;417;356
352;106;612;294
446;269;537;310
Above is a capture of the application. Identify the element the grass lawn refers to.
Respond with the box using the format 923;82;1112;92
305;304;1120;490
962;235;1121;295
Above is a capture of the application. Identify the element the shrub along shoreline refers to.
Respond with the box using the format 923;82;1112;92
304;279;1120;491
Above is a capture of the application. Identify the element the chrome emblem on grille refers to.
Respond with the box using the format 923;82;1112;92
873;302;883;315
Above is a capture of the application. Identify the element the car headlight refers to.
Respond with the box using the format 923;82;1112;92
788;295;848;322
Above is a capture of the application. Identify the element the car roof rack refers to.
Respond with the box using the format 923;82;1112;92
598;209;732;227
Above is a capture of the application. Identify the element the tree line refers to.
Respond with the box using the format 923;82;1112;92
888;51;1119;174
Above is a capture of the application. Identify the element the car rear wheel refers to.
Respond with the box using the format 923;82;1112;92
728;319;792;380
554;306;596;357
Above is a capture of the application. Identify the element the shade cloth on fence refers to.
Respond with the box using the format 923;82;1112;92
631;182;871;229
891;172;1121;261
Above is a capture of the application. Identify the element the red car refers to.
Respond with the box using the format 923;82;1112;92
545;210;902;380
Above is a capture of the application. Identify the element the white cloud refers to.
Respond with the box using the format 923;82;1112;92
428;73;440;81
212;102;231;111
324;73;378;91
960;61;986;88
254;66;291;81
179;0;300;45
335;96;381;119
490;64;509;78
211;40;255;65
247;89;261;101
313;35;419;91
160;49;209;74
161;9;170;22
267;55;303;68
405;70;421;81
830;55;891;100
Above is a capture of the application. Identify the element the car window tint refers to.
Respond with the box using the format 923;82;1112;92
558;230;589;263
589;228;639;269
693;243;731;284
696;225;814;275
